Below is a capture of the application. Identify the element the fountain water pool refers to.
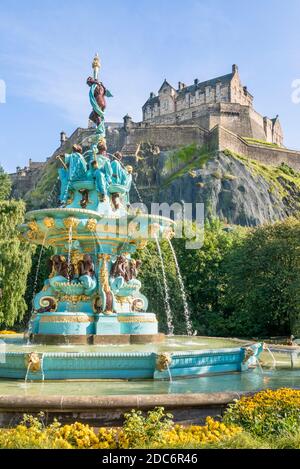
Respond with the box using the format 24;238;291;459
0;335;298;395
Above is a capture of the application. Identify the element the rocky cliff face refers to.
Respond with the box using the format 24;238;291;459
14;139;300;226
130;145;300;226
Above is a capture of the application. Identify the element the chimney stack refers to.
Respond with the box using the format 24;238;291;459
232;64;238;74
60;131;67;146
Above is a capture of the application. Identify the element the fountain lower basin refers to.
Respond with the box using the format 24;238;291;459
0;335;262;381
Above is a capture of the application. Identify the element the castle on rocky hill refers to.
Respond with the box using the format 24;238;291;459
10;64;300;201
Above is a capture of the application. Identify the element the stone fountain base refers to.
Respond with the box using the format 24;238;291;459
31;333;165;345
30;311;164;345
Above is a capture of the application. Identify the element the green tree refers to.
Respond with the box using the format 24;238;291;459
135;220;243;336
22;245;53;328
225;217;300;337
0;199;33;327
172;219;244;336
136;240;187;334
0;165;12;200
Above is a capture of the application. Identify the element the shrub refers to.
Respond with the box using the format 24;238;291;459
120;407;174;448
224;389;300;437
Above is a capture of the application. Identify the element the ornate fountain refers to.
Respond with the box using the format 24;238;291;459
19;56;174;346
0;56;262;381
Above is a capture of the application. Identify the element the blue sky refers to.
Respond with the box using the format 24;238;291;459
0;0;300;173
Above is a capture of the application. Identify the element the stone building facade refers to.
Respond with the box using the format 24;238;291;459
142;65;283;146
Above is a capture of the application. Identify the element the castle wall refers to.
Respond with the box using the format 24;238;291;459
214;125;300;171
121;125;207;154
248;108;268;140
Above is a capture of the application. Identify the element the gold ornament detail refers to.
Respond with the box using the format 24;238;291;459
27;221;39;232
71;250;84;275
86;218;97;232
116;296;132;306
25;352;41;373
40;314;94;323
59;294;91;304
63;217;80;230
242;347;255;364
92;53;101;74
26;221;45;242
156;352;172;372
117;315;157;323
98;254;111;294
43;217;55;229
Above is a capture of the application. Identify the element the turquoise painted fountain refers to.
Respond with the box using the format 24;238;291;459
0;56;262;381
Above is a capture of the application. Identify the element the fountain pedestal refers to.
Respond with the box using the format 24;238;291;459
30;311;163;345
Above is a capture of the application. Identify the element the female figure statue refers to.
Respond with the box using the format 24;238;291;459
57;144;87;205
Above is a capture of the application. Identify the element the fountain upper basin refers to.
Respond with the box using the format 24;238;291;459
19;208;176;253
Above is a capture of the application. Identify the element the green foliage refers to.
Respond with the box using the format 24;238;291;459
22;244;53;328
135;241;188;334
1;404;300;449
163;144;211;185
279;162;300;178
0;199;33;327
138;216;300;338
204;431;271;449
224;148;300;202
242;136;280;148
122;407;173;448
171;219;245;336
224;217;300;337
0;166;12;200
25;160;59;209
